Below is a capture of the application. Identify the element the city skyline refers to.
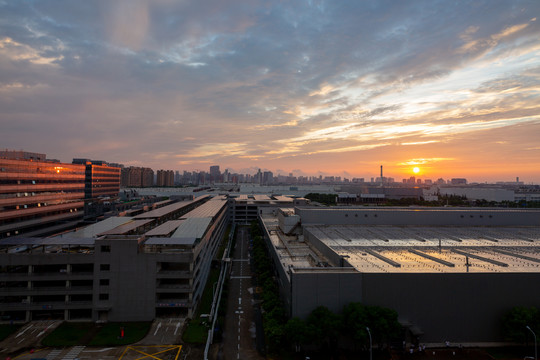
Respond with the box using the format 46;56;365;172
1;1;540;182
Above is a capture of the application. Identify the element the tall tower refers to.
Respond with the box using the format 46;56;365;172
380;165;383;187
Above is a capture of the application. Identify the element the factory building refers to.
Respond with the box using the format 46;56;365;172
0;195;228;322
259;207;540;343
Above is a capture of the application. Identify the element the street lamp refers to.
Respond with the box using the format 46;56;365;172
366;326;372;360
526;326;537;360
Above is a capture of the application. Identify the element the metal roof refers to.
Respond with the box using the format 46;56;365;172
98;219;154;235
0;237;95;246
272;195;294;202
133;199;200;219
253;195;271;201
144;220;185;237
65;217;134;238
182;198;227;219
171;217;212;239
305;225;540;273
145;237;196;246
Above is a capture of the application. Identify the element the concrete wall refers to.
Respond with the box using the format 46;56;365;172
95;239;155;321
291;270;361;319
362;272;540;342
289;270;540;342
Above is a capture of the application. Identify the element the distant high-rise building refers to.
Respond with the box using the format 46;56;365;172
210;165;220;182
142;168;154;187
156;170;174;187
120;166;155;187
263;171;273;185
451;178;467;185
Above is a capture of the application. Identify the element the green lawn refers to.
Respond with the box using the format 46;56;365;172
42;322;94;346
41;321;151;346
182;318;211;344
89;322;151;346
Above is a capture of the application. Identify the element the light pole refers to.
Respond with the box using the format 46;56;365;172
526;326;537;360
366;326;372;360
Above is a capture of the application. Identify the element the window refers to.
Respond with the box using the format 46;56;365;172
100;264;110;271
100;245;110;253
100;279;109;286
99;293;109;300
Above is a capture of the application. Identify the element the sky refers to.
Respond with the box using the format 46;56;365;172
1;0;540;183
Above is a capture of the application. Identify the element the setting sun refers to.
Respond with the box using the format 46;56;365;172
413;167;420;174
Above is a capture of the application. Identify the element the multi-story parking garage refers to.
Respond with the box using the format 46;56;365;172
0;196;228;322
259;207;540;343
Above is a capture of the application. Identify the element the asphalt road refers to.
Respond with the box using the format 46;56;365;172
220;227;264;360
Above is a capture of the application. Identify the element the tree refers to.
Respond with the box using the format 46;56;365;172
502;306;540;343
284;317;314;352
265;317;285;353
343;303;401;349
307;306;342;350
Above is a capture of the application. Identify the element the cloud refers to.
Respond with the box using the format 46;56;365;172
0;0;539;181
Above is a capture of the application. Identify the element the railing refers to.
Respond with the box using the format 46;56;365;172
204;223;235;360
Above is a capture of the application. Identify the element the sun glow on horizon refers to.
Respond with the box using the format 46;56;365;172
413;167;420;174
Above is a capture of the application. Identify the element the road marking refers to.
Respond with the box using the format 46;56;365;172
174;321;181;335
154;321;162;335
15;324;32;338
46;348;62;360
84;347;114;352
238;297;242;305
118;345;182;360
37;322;56;337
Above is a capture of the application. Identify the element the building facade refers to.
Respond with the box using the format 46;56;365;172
121;167;155;188
0;196;228;322
0;153;85;239
156;170;174;187
72;159;121;200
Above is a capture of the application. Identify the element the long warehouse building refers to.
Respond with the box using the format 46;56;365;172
259;207;540;343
